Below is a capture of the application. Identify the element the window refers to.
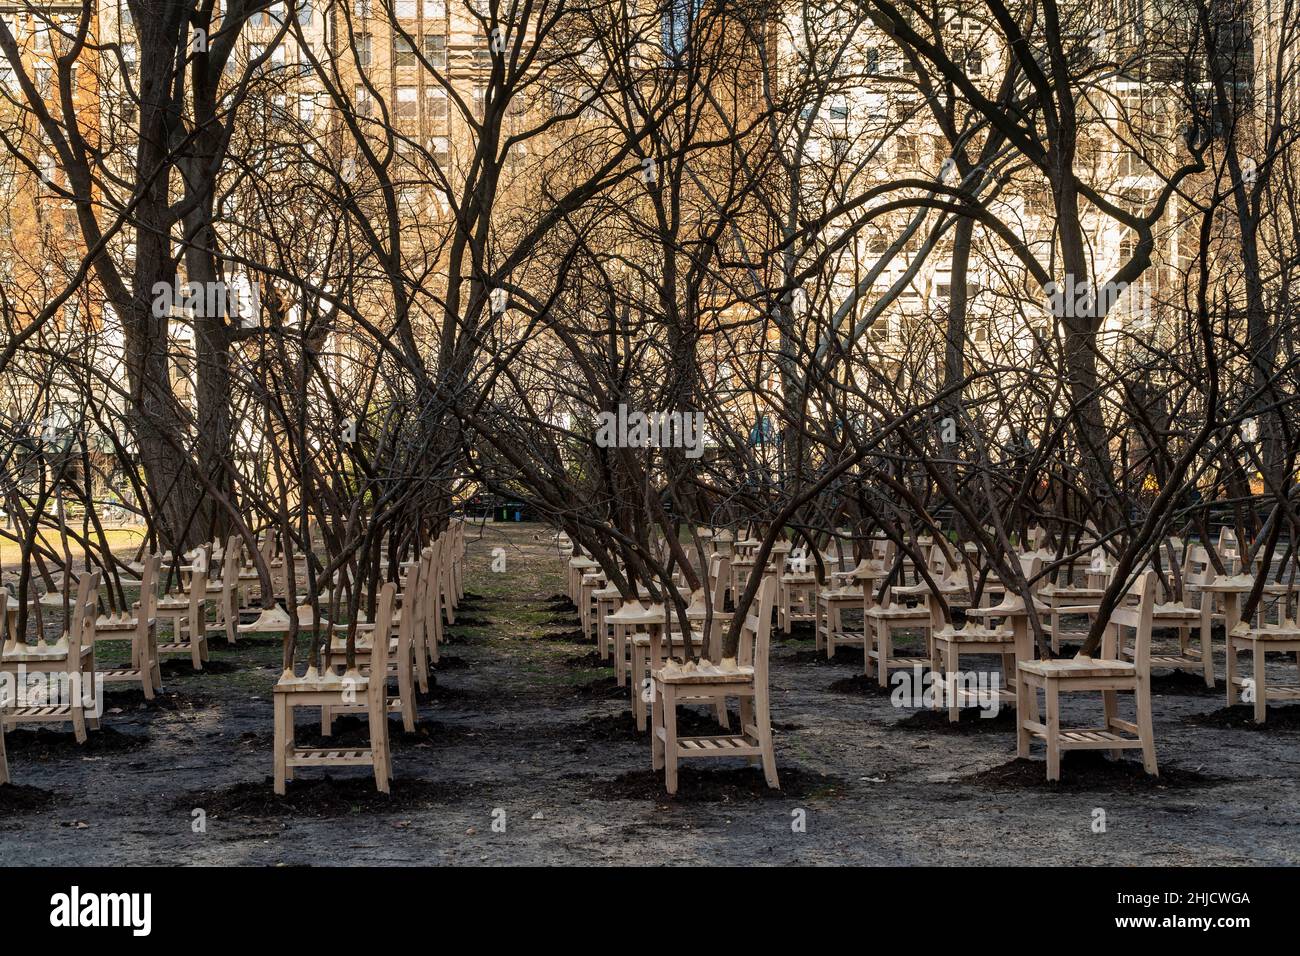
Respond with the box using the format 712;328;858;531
38;151;57;187
394;36;416;67
425;86;448;120
354;0;372;16
424;0;446;15
422;34;446;67
122;42;138;68
1118;149;1144;177
662;0;699;62
271;94;291;124
429;135;449;157
299;93;315;123
895;134;918;166
395;0;417;17
354;83;373;116
54;14;79;53
297;0;313;25
395;85;418;117
356;33;372;67
891;96;917;123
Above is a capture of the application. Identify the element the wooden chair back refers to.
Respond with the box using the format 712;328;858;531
437;532;453;621
136;554;161;627
369;582;397;715
187;568;207;637
1185;545;1216;588
395;559;420;664
65;570;101;669
422;545;441;647
1104;570;1156;672
738;574;777;685
221;536;240;584
1018;553;1044;592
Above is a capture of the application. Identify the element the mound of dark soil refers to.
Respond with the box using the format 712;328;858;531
443;628;485;646
563;651;608;668
291;714;470;749
782;647;864;666
100;687;213;713
828;674;895;697
433;655;470;670
588;766;845;802
778;622;817;640
964;752;1222;791
562;707;742;743
1;726;149;760
420;680;475;703
539;628;587;644
1148;670;1222;698
158;659;240;678
1184;704;1300;732
0;783;55;813
571;675;624;700
173;775;456;819
889;706;1018;734
449;616;491;628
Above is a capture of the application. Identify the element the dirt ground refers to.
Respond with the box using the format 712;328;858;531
2;521;1298;866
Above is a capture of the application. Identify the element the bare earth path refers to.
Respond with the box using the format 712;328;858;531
2;522;1298;865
